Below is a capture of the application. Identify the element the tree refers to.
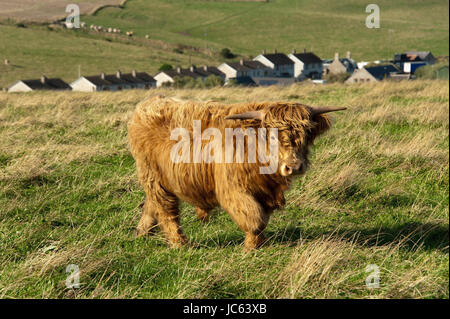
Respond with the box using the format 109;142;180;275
159;63;173;71
220;48;235;59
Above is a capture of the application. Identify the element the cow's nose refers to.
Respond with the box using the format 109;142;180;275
280;163;293;176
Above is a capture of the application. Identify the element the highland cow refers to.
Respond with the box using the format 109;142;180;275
128;96;345;249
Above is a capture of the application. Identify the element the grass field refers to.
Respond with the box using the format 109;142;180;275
0;80;448;298
0;23;221;89
1;0;449;89
0;1;124;23
83;0;449;60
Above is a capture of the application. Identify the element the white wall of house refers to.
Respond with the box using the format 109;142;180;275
217;63;237;80
288;55;305;78
253;55;294;77
253;55;276;76
253;55;275;72
357;62;369;69
154;72;174;87
70;77;97;92
288;55;323;79
7;81;33;92
403;62;427;73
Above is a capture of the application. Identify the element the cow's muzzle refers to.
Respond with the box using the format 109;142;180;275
280;162;301;176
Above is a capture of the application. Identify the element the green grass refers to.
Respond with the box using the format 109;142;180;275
83;0;449;59
0;23;222;89
0;0;448;89
0;80;448;298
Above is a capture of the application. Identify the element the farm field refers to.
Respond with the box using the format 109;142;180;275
0;80;448;298
0;24;220;89
0;0;125;23
1;0;449;89
82;0;449;60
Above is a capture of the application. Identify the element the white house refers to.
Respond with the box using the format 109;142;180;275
217;60;269;81
402;61;427;74
288;50;323;80
70;70;155;91
154;66;202;87
119;70;156;89
8;75;71;92
345;64;401;84
70;74;112;92
253;51;294;77
154;65;226;87
325;52;358;75
193;65;226;81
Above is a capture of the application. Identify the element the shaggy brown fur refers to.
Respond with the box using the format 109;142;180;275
128;95;335;249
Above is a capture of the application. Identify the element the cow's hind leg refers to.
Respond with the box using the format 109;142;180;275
136;162;187;247
196;207;210;222
219;192;269;250
136;198;158;237
152;188;187;248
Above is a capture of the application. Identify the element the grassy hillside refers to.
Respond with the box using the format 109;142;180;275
0;24;221;89
0;1;124;22
0;0;448;89
0;80;448;298
84;0;449;60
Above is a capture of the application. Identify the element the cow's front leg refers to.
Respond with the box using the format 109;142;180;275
219;192;269;250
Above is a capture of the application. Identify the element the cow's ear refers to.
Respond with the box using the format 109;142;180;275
310;113;332;137
308;105;345;137
225;111;265;121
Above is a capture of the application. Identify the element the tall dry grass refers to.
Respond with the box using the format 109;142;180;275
0;80;448;298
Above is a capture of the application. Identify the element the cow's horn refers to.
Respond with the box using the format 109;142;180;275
225;111;265;121
310;106;347;116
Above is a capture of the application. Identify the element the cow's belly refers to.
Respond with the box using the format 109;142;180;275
161;162;218;209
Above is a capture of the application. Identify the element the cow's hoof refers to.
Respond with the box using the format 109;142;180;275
168;236;188;248
196;207;210;223
197;214;210;223
135;226;157;237
243;234;266;251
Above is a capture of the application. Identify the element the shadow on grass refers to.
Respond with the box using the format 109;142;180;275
192;221;448;251
264;222;449;252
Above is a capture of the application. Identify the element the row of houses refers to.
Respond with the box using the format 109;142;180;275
6;50;439;92
8;70;157;93
346;51;437;83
